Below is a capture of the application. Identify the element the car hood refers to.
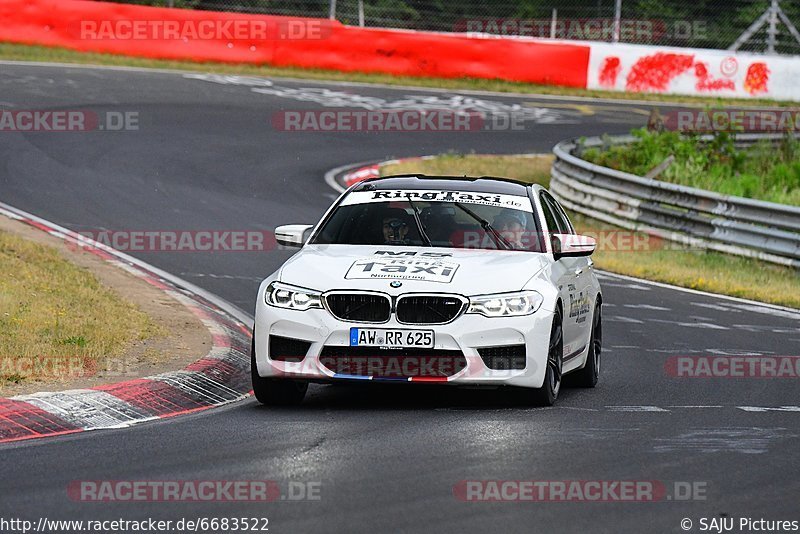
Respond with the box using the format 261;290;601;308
278;244;549;296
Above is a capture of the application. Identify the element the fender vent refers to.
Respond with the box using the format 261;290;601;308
269;335;311;362
477;345;526;370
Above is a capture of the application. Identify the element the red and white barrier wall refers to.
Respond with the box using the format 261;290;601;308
0;0;588;88
587;42;800;101
0;0;798;100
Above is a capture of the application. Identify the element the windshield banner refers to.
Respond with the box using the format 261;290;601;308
340;190;533;212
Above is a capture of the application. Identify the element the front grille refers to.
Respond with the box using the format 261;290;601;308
320;346;467;378
269;335;312;362
477;345;527;370
396;295;466;324
324;292;391;323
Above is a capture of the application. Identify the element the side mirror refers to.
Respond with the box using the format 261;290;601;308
552;233;596;260
275;224;314;248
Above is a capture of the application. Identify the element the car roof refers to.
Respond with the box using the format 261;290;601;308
353;174;544;196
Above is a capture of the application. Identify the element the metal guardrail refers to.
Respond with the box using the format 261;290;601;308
550;133;800;269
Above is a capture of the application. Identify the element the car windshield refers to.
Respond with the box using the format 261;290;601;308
311;188;544;252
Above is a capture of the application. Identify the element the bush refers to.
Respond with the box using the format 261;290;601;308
583;129;800;205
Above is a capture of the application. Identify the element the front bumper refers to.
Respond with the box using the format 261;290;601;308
254;300;555;389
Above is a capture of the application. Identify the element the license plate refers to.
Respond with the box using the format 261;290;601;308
350;328;434;348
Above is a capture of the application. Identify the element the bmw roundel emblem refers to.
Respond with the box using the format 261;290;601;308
390;281;402;288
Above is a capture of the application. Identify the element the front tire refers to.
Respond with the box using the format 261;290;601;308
251;331;308;406
569;301;601;388
512;309;563;406
532;309;564;406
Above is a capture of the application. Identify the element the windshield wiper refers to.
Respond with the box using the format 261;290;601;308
406;198;433;247
452;202;513;250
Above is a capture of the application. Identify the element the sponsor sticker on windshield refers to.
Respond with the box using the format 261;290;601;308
340;190;533;212
345;257;460;283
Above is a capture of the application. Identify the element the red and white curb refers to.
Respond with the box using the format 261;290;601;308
325;155;439;193
0;201;254;444
343;164;381;188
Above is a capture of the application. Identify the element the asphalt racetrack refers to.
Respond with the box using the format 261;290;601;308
1;63;799;533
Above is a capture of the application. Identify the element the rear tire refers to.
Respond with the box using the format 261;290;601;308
251;330;308;406
569;301;601;388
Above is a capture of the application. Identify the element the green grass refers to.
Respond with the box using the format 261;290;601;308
1;41;799;107
0;230;163;386
382;153;800;309
582;129;800;205
384;153;554;185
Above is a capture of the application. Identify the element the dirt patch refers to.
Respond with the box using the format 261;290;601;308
0;215;212;396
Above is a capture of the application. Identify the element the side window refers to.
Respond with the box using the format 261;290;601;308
538;193;559;234
546;194;575;234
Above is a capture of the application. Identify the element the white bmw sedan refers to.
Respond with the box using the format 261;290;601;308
252;175;602;406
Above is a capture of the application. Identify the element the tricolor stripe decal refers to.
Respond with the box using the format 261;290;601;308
332;374;451;383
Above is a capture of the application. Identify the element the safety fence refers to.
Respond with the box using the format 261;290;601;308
105;0;800;56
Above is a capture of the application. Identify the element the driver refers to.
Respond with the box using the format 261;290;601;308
381;208;412;245
493;211;528;249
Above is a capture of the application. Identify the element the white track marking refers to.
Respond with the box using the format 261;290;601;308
596;282;652;291
706;349;774;355
691;302;742;313
678;322;730;330
622;304;671;311
652;427;794;454
666;405;724;409
606;406;670;412
179;272;263;282
738;406;800;412
649;318;731;329
607;316;644;324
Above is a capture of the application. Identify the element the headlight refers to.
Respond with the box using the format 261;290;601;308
265;282;322;310
467;290;544;317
